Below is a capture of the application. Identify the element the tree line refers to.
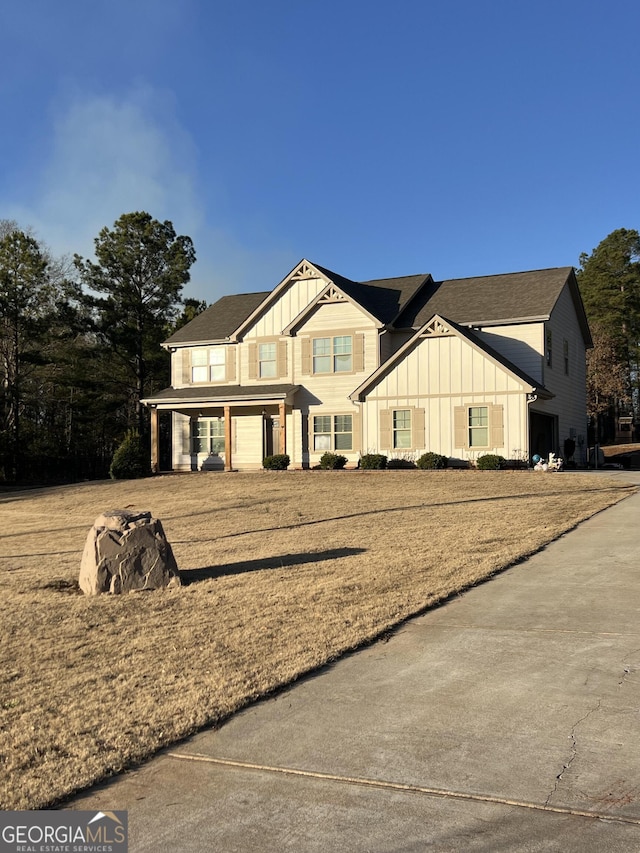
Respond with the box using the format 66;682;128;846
0;211;203;484
1;215;637;484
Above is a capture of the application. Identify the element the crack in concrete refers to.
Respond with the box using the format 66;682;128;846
545;699;602;807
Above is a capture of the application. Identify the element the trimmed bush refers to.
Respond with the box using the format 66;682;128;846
360;453;387;470
319;452;348;470
476;454;506;470
386;457;417;469
263;454;290;470
417;452;448;470
109;431;150;480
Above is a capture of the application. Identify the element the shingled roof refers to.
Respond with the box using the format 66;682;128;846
394;268;577;328
164;291;270;345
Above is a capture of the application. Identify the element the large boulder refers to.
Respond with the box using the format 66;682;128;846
79;509;181;595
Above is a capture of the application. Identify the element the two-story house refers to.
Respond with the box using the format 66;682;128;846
142;259;592;471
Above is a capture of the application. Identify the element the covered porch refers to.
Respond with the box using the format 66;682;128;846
142;385;299;472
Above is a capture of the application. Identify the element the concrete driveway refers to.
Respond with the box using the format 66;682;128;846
66;472;640;852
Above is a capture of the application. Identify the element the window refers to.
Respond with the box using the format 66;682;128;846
312;336;352;373
393;409;412;449
546;329;552;367
468;406;489;447
313;414;353;451
191;347;226;383
259;342;277;378
191;418;225;454
563;339;569;375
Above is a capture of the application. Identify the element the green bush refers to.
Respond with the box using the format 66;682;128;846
319;452;348;470
360;453;387;469
386;457;417;469
417;452;448;470
263;454;290;470
476;454;506;470
109;431;150;480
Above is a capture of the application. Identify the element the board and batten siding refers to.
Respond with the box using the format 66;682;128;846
361;332;529;459
244;276;329;340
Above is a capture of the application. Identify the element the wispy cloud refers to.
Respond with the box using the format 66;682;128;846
5;84;203;263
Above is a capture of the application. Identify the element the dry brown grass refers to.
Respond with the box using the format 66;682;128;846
0;470;632;809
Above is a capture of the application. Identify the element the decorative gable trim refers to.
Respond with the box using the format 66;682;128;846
284;282;382;335
290;261;323;281
420;317;453;337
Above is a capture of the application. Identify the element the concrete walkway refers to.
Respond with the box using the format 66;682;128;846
66;472;640;852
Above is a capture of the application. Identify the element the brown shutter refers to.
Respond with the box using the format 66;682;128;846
454;405;467;449
248;343;258;380
379;408;391;450
490;404;504;448
181;349;191;384
301;337;311;375
352;409;361;453
277;340;287;378
353;333;365;372
184;417;192;453
226;347;236;383
413;407;425;450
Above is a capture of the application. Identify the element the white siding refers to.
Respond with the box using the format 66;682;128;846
474;323;544;382
360;332;529;461
245;276;328;339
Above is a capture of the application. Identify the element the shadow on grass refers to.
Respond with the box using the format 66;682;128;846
181;547;367;585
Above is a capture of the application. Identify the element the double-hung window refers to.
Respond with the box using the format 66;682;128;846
191;418;225;454
191;347;225;383
312;336;352;373
468;406;489;447
259;342;277;378
392;410;412;448
313;414;353;451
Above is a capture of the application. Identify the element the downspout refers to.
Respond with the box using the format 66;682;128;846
526;392;538;463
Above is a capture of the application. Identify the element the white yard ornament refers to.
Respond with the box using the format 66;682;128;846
534;452;563;472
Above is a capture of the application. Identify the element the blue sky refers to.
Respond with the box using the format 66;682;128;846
1;0;638;303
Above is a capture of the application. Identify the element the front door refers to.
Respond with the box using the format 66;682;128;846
263;415;280;457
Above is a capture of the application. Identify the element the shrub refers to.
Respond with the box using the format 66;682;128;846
319;452;348;470
386;457;417;469
109;431;150;480
360;453;387;470
476;454;506;470
263;454;290;470
417;452;448;470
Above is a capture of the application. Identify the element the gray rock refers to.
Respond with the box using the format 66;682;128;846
79;509;181;595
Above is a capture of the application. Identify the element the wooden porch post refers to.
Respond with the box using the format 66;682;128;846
150;406;159;473
224;405;232;471
279;402;286;461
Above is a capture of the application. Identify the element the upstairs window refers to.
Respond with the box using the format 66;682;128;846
312;336;352;373
191;347;226;383
259;342;277;378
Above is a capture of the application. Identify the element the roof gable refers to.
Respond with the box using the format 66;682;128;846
351;313;553;401
164;291;269;346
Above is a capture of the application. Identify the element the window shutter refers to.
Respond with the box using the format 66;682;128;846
490;404;504;448
454;406;467;449
413;407;425;450
379;408;391;450
181;349;191;384
301;338;311;375
352;409;361;453
226;347;236;383
277;340;287;378
183;418;192;453
354;333;365;372
248;343;258;380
